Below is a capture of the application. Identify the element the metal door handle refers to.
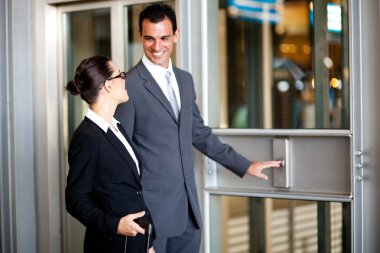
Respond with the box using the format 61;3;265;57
273;139;290;188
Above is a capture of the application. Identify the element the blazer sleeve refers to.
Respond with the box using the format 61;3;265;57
65;131;120;237
190;79;251;177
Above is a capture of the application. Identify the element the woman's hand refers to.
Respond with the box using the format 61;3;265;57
149;247;155;253
117;211;146;236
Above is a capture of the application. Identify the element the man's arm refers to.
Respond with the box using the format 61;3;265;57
190;82;282;178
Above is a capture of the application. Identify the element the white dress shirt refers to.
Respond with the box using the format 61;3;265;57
142;55;181;110
86;108;140;174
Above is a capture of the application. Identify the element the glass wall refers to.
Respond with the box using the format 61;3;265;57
62;8;111;252
210;195;351;253
63;8;111;139
207;0;349;129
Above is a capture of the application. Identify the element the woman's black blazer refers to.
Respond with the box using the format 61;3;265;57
65;117;153;253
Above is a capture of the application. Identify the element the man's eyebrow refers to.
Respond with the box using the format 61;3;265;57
142;35;171;39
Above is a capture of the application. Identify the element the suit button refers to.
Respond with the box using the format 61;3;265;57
136;191;142;195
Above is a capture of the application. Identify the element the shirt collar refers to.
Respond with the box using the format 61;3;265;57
142;54;173;74
85;108;120;133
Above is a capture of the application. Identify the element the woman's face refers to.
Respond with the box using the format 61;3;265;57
107;61;129;103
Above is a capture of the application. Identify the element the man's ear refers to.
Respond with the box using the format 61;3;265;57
173;28;180;43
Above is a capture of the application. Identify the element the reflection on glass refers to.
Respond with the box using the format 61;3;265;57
63;9;111;253
63;8;111;139
125;1;176;69
207;0;349;129
62;8;111;252
210;195;350;253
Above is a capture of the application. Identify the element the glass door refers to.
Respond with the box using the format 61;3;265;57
59;3;113;252
58;1;175;252
204;0;352;252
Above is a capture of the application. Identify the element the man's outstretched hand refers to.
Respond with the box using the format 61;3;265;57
246;160;283;180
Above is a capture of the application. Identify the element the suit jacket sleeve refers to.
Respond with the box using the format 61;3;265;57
65;131;120;237
189;77;251;177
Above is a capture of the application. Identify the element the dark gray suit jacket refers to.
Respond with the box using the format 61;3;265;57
115;60;251;238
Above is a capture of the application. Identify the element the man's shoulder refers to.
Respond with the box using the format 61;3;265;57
127;61;144;78
173;65;190;74
173;65;192;80
124;63;147;89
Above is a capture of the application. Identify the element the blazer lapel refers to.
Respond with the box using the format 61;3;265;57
104;129;141;185
136;61;179;123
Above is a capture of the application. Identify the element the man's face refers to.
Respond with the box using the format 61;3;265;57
140;18;178;69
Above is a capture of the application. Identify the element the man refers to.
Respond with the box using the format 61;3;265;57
115;3;282;253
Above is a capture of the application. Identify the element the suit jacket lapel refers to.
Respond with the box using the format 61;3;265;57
136;61;179;124
104;129;141;185
172;66;186;123
117;123;144;169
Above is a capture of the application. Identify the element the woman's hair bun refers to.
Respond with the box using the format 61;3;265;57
65;55;111;104
66;80;81;95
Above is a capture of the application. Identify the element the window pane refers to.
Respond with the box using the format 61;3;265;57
210;195;351;252
207;0;349;129
63;8;111;139
125;1;176;69
62;9;111;252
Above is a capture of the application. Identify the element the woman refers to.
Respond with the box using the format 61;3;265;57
65;55;155;253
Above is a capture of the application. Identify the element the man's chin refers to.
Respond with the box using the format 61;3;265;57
147;55;168;67
152;60;167;68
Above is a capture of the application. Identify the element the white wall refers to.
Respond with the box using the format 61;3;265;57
1;0;37;252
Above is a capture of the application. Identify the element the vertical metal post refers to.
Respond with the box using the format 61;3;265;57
246;22;264;128
317;202;331;253
313;0;330;128
249;198;266;253
341;0;350;129
209;195;223;253
0;1;12;252
262;21;273;129
342;202;352;252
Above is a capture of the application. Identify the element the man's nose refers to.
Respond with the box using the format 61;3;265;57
152;40;161;51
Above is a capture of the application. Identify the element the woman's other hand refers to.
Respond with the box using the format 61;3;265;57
117;210;146;236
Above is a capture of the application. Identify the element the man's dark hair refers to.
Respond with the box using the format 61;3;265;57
139;3;177;33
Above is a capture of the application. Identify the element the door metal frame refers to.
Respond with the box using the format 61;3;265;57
199;0;361;252
57;1;178;252
57;2;125;251
350;0;363;251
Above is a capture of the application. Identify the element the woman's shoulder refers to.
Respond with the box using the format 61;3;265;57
70;118;103;147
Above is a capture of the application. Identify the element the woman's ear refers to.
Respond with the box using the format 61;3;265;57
103;81;113;93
